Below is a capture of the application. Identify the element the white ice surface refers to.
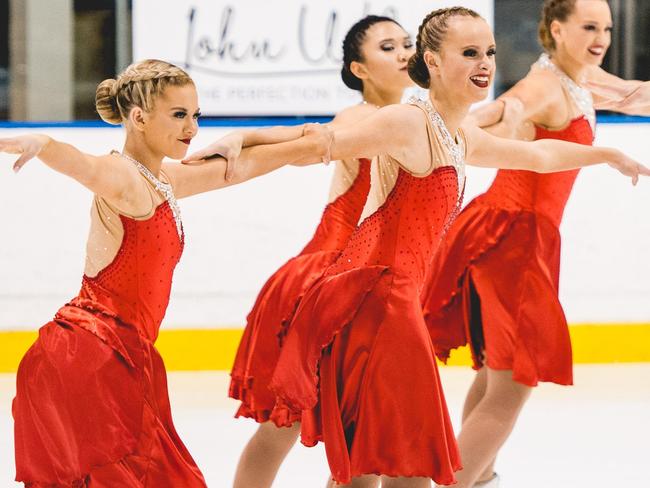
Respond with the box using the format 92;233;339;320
1;365;649;487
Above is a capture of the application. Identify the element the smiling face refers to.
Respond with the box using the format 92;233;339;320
551;0;612;66
427;16;496;105
139;84;200;160
352;21;415;93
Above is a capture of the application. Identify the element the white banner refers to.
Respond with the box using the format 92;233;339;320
133;1;493;116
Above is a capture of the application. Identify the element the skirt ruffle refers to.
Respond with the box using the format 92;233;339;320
229;250;339;426
272;268;461;484
13;302;206;487
422;203;573;386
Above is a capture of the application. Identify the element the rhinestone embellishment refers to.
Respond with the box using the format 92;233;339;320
535;53;596;130
113;151;183;239
409;97;466;200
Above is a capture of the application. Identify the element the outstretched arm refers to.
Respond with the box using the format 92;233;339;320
174;103;417;198
182;125;309;177
327;104;427;172
182;104;378;177
164;125;331;198
585;67;650;115
1;134;140;206
464;123;650;185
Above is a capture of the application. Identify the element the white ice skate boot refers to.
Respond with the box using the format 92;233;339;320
474;473;500;488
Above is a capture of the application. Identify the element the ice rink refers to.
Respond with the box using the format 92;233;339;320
1;0;650;487
1;364;649;487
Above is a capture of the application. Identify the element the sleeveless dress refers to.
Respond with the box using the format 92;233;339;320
271;100;465;485
422;54;596;387
229;159;371;426
13;162;206;487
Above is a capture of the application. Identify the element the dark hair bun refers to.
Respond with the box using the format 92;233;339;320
407;53;430;89
341;66;364;91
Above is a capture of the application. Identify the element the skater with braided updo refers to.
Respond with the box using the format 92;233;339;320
4;58;327;487
421;1;650;487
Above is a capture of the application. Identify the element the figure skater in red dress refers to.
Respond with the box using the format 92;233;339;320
420;1;650;487
2;59;327;487
183;16;414;488
251;6;648;487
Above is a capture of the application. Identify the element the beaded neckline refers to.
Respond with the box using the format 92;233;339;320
409;97;466;201
534;53;596;130
112;151;183;239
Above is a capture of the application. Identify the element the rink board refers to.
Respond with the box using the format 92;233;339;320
1;323;649;372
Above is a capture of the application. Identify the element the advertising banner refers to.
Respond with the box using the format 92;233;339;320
133;1;494;115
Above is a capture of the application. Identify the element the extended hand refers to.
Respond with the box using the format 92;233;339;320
0;134;50;173
181;132;244;181
608;151;650;186
586;79;650;114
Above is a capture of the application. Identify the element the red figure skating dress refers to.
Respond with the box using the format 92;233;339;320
229;158;371;426
422;54;595;387
272;100;464;485
13;160;206;487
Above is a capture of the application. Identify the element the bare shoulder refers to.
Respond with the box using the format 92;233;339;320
507;69;563;101
347;102;421;122
94;152;151;211
98;151;145;184
103;151;139;169
503;69;566;127
331;103;378;126
366;103;428;134
381;104;428;149
397;103;439;137
96;150;126;167
397;102;429;121
380;104;435;173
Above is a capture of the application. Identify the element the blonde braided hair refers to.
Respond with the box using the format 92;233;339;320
95;59;193;125
407;7;482;89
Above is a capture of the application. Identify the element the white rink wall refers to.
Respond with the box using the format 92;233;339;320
0;122;649;330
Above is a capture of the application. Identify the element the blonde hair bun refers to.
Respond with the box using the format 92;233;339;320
94;59;193;124
95;78;122;125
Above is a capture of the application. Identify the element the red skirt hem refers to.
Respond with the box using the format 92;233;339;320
270;265;391;410
229;250;340;424
273;268;461;485
229;375;302;427
14;302;206;487
423;204;573;387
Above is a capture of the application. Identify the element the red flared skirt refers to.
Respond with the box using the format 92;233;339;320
272;267;461;485
422;202;573;386
229;250;340;426
13;301;206;487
